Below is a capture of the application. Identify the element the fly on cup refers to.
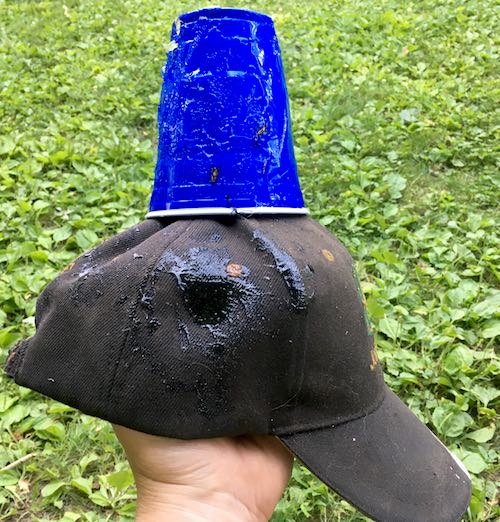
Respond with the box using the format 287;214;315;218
147;7;308;217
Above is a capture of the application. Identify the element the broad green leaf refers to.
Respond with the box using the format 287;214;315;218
1;404;31;428
465;425;495;443
445;412;474;438
0;330;20;349
60;513;81;522
461;452;487;475
471;385;500;406
0;470;19;487
79;453;100;472
53;226;73;243
117;502;137;516
30;250;49;263
445;280;479;307
75;230;99;250
378;317;399;340
471;291;500;318
70;477;93;496
0;136;16;155
397;372;420;385
41;480;66;497
384;250;400;264
319;215;334;226
481;320;500;339
366;297;385;319
49;150;70;163
442;346;474;375
89;490;111;507
431;404;473;437
47;402;75;414
0;395;17;413
106;469;134;491
32;200;50;212
34;419;66;441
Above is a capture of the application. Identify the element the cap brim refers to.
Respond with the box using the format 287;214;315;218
279;388;471;522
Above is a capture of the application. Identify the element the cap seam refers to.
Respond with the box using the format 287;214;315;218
105;222;192;405
273;383;386;436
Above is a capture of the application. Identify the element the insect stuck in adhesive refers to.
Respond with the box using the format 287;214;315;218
321;249;335;262
256;124;267;138
210;166;219;183
254;124;267;145
226;263;243;278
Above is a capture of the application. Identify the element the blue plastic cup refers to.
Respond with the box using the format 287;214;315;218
147;7;308;217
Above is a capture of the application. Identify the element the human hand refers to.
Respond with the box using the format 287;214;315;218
113;424;294;522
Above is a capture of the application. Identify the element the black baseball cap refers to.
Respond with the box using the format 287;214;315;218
5;215;471;522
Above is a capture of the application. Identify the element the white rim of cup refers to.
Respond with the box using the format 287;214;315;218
146;207;310;218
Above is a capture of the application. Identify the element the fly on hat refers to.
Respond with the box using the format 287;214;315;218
5;8;471;522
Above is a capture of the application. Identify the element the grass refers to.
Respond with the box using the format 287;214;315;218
0;0;498;520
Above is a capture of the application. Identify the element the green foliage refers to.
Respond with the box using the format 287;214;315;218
0;0;498;520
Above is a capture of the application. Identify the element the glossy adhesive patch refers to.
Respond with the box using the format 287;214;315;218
147;8;307;217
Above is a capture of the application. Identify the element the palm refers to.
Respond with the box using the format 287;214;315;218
113;425;293;521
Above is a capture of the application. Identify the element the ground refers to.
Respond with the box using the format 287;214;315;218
0;0;498;520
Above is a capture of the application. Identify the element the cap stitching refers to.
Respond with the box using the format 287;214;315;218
105;222;191;404
273;383;386;436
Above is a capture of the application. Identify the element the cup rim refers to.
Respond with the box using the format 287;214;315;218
146;207;309;218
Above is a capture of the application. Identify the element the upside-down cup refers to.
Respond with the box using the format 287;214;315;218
147;7;307;217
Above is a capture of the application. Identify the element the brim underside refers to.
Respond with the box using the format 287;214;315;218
280;388;471;522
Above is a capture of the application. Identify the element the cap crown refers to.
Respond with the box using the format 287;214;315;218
7;217;384;437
